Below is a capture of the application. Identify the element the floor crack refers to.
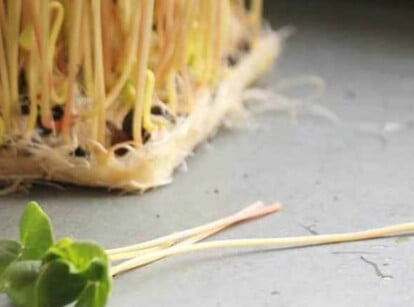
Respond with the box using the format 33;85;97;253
300;224;319;235
360;256;392;280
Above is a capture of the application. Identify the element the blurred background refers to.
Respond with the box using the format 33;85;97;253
263;0;414;124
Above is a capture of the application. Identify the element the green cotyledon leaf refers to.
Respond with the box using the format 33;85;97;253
75;279;111;307
35;259;87;307
43;239;109;274
20;202;54;260
42;239;112;307
0;240;22;284
0;260;41;307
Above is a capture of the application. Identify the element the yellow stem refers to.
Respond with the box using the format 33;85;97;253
132;0;154;144
142;70;156;132
0;1;6;32
81;2;94;98
48;1;64;68
0;18;11;130
154;0;178;85
39;0;53;129
25;51;39;136
105;0;140;107
62;0;82;141
6;0;22;124
92;0;107;144
0;115;4;143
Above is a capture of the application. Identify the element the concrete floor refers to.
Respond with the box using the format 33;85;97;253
1;1;414;306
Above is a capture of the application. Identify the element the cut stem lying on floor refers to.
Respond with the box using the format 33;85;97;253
110;216;414;276
107;201;282;261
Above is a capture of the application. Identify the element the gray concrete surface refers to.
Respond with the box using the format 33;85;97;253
1;1;414;306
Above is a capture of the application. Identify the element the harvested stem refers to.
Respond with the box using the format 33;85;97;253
111;221;414;276
107;201;282;259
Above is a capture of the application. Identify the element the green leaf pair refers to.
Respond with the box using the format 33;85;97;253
0;202;112;307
